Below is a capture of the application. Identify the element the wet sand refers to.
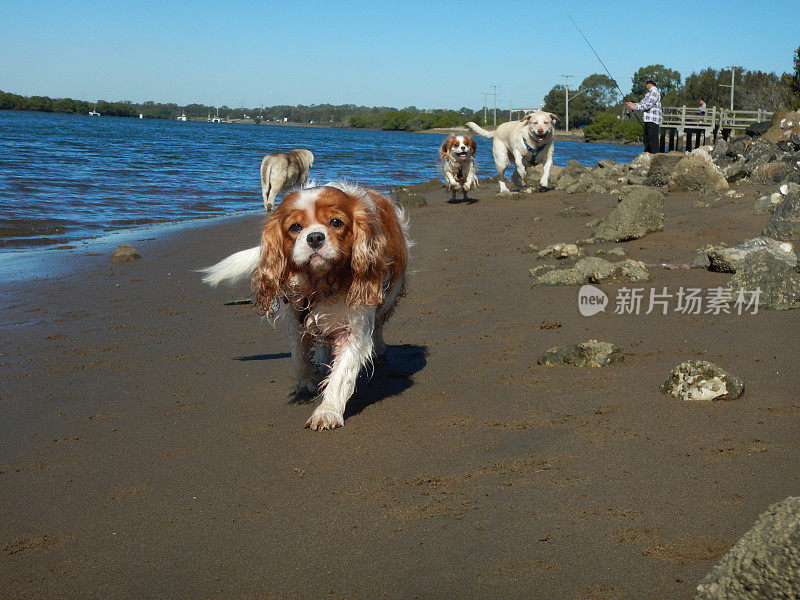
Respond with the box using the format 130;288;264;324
1;177;798;599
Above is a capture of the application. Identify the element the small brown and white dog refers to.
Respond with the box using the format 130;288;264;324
466;111;558;193
201;182;411;430
260;148;314;212
439;134;478;200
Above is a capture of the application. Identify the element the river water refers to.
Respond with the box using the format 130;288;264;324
0;110;641;255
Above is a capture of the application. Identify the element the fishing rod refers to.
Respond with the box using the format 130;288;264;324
568;14;643;124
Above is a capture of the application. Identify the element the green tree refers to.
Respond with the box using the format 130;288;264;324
631;64;681;98
680;68;724;107
581;73;619;110
781;45;800;108
583;111;642;142
737;70;792;111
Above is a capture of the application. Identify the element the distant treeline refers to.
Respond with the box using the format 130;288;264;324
0;90;484;130
3;48;798;137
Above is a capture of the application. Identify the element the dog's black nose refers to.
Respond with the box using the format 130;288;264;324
306;232;325;249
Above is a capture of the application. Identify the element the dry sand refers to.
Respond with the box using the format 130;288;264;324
1;178;798;600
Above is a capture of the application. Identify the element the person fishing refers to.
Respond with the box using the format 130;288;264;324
626;80;662;154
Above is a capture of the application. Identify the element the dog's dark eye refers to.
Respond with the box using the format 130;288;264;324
330;218;344;228
288;223;302;233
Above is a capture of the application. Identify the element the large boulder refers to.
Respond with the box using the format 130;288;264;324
644;152;684;187
728;249;800;310
722;160;750;183
745;120;771;137
751;161;791;184
694;496;800;600
753;193;784;215
707;237;797;273
744;138;781;173
762;108;800;144
780;152;800;184
591;186;664;242
562;171;613;194
629;152;654;173
661;360;744;401
762;186;800;245
710;138;730;162
552;160;590;190
669;149;729;192
522;163;564;188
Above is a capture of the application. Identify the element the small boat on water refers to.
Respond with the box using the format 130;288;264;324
177;114;187;122
89;104;100;116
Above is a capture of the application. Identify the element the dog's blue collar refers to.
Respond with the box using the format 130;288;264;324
523;137;538;156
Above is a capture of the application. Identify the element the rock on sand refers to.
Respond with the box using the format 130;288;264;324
538;340;624;368
661;360;744;401
695;496;800;600
591;186;664;243
110;243;141;262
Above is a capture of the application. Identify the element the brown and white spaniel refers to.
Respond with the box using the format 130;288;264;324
201;183;411;430
440;134;478;200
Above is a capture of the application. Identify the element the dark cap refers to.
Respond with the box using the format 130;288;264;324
645;80;656;86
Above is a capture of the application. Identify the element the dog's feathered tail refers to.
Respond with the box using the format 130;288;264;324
465;121;495;138
199;246;260;287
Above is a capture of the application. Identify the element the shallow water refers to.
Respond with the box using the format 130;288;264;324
0;110;641;253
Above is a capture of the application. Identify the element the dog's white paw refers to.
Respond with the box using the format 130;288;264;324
305;407;344;431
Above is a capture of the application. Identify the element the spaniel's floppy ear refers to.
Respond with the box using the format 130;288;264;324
440;136;453;160
521;113;534;123
549;112;559;122
467;136;477;155
347;199;390;308
252;216;287;315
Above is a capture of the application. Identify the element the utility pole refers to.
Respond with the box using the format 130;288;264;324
562;75;573;132
490;84;499;126
482;93;489;123
720;67;737;110
509;100;513;121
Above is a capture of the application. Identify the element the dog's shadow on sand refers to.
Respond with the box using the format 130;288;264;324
235;352;292;361
288;344;428;419
447;196;477;205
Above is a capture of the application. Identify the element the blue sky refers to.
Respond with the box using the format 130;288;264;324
2;0;797;110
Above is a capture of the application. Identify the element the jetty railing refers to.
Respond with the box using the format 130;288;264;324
658;105;773;152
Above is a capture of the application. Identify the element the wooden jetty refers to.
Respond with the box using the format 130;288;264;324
659;106;773;152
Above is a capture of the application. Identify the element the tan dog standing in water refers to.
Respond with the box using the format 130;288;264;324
466;111;558;192
259;148;314;211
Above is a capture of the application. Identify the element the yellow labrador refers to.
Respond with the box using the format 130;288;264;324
466;111;557;192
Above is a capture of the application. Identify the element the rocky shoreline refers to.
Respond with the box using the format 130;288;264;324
1;110;798;600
